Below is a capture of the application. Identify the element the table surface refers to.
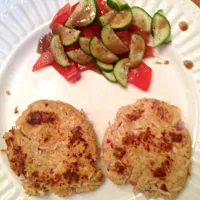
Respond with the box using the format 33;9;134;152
192;0;200;7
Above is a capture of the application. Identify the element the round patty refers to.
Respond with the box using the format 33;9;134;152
102;98;191;200
3;100;103;197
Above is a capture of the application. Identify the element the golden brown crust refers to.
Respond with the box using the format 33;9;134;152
3;100;103;197
102;98;192;200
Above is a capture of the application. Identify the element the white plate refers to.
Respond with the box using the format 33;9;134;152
0;0;200;199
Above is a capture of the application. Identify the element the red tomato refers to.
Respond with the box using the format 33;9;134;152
144;45;154;58
64;42;80;52
37;32;52;54
79;22;102;38
52;60;81;82
78;61;96;72
128;24;150;44
115;29;132;47
50;4;71;28
32;50;54;72
128;62;152;91
97;0;109;16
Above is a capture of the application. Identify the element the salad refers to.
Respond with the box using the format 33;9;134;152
33;0;171;91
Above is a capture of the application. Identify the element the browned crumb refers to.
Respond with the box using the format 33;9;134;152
0;149;7;152
184;60;194;70
164;60;170;65
6;90;11;95
155;61;163;65
14;106;19;114
155;61;170;65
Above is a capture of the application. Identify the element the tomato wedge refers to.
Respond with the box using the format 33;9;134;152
78;61;96;72
32;50;54;72
50;4;71;28
97;0;109;16
79;22;102;38
115;29;131;47
52;60;81;82
128;62;152;91
144;45;154;58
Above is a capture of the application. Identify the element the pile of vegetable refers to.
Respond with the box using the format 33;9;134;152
33;0;171;91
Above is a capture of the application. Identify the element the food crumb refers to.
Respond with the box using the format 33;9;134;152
164;60;169;65
6;90;11;95
14;106;19;114
184;60;194;70
155;61;163;65
0;149;7;152
179;21;188;31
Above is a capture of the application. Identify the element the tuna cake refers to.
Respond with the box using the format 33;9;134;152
102;98;192;200
3;100;103;197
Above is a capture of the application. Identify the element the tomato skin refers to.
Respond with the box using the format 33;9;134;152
78;61;96;72
115;29;131;47
32;50;54;72
52;60;81;82
97;0;109;16
144;45;154;58
79;22;102;38
49;4;71;28
128;62;152;91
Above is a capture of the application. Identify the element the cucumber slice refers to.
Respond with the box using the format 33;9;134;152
152;13;171;47
79;37;91;54
102;71;117;83
113;58;130;88
98;9;132;30
66;48;93;64
50;34;70;67
131;6;152;32
156;9;171;44
52;24;80;46
90;36;119;64
107;0;129;11
101;24;129;54
98;10;116;27
65;0;97;27
129;34;146;68
96;60;113;72
156;9;164;15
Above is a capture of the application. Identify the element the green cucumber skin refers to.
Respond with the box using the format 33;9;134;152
131;6;152;32
102;71;117;83
129;33;146;68
50;34;70;67
111;9;133;30
96;60;114;72
79;37;91;55
101;24;129;55
66;49;93;65
90;36;119;64
65;0;98;27
63;31;81;46
113;58;130;88
156;9;172;44
97;9;132;30
107;0;129;11
152;13;171;47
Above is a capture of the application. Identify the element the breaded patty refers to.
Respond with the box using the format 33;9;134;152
102;98;191;200
3;100;103;197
